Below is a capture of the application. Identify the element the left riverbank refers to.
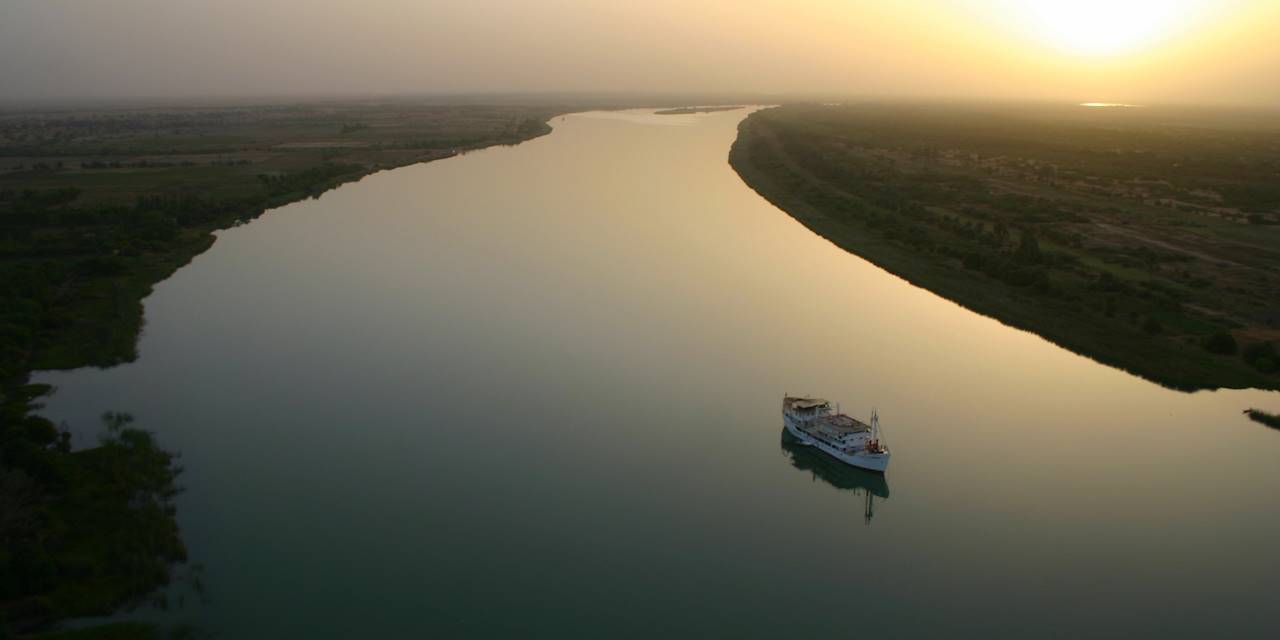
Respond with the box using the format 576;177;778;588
0;100;577;637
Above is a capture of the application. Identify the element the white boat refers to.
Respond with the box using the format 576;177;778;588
783;396;890;473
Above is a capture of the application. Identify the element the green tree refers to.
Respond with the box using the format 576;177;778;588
1243;342;1278;373
1203;331;1237;355
1015;232;1042;265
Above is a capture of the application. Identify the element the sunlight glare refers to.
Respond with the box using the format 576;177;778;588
1000;0;1213;55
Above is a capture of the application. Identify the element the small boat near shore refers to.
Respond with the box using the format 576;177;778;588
783;396;890;473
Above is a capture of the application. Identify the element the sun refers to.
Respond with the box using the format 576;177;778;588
1000;0;1212;56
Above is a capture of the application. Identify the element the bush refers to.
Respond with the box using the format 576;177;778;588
1243;342;1278;373
75;256;128;277
962;252;986;270
1142;317;1163;335
1203;331;1238;355
1015;232;1042;265
1246;408;1280;429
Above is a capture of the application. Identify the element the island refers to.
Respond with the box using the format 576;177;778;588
654;105;744;115
730;103;1280;391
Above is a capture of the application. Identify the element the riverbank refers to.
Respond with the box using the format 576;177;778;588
1;102;570;377
0;100;574;637
729;104;1280;391
1;393;183;636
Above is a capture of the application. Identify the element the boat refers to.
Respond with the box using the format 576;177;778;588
780;428;889;524
782;395;890;473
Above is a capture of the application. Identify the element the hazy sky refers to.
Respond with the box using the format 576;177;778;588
2;0;1278;104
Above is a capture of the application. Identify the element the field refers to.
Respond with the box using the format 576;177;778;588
730;103;1280;391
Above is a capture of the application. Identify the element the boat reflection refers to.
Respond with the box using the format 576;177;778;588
780;428;890;525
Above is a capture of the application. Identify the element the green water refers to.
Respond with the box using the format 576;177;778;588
37;109;1280;638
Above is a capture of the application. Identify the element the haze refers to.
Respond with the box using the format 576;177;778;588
2;0;1278;104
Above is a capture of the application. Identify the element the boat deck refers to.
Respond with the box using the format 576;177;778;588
784;396;872;436
805;413;871;437
783;397;831;412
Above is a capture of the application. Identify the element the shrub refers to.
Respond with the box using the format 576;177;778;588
1243;342;1278;373
1203;332;1238;355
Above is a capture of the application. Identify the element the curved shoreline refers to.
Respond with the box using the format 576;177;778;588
727;107;1279;392
1;109;567;637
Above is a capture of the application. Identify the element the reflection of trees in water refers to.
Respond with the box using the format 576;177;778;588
780;428;889;525
1245;408;1280;431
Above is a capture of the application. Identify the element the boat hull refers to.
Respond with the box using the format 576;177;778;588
784;414;890;473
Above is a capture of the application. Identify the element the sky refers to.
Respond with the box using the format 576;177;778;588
1;0;1278;105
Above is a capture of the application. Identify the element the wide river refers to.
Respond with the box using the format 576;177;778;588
38;109;1280;638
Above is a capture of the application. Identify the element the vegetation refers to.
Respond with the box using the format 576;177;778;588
34;623;160;640
655;106;743;115
0;101;563;377
33;621;203;640
0;100;568;637
730;103;1280;391
1244;408;1280;430
2;397;183;635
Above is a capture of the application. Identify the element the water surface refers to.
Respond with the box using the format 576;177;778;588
38;109;1280;638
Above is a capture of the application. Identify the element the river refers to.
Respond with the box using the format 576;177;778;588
36;108;1280;638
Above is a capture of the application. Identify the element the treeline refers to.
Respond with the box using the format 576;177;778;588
257;163;361;197
385;117;548;150
3;158;249;175
0;162;370;635
79;160;198;169
0;145;243;158
5;159;257;170
1;163;365;379
1;392;184;635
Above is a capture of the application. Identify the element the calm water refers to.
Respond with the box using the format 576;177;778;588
38;109;1280;638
